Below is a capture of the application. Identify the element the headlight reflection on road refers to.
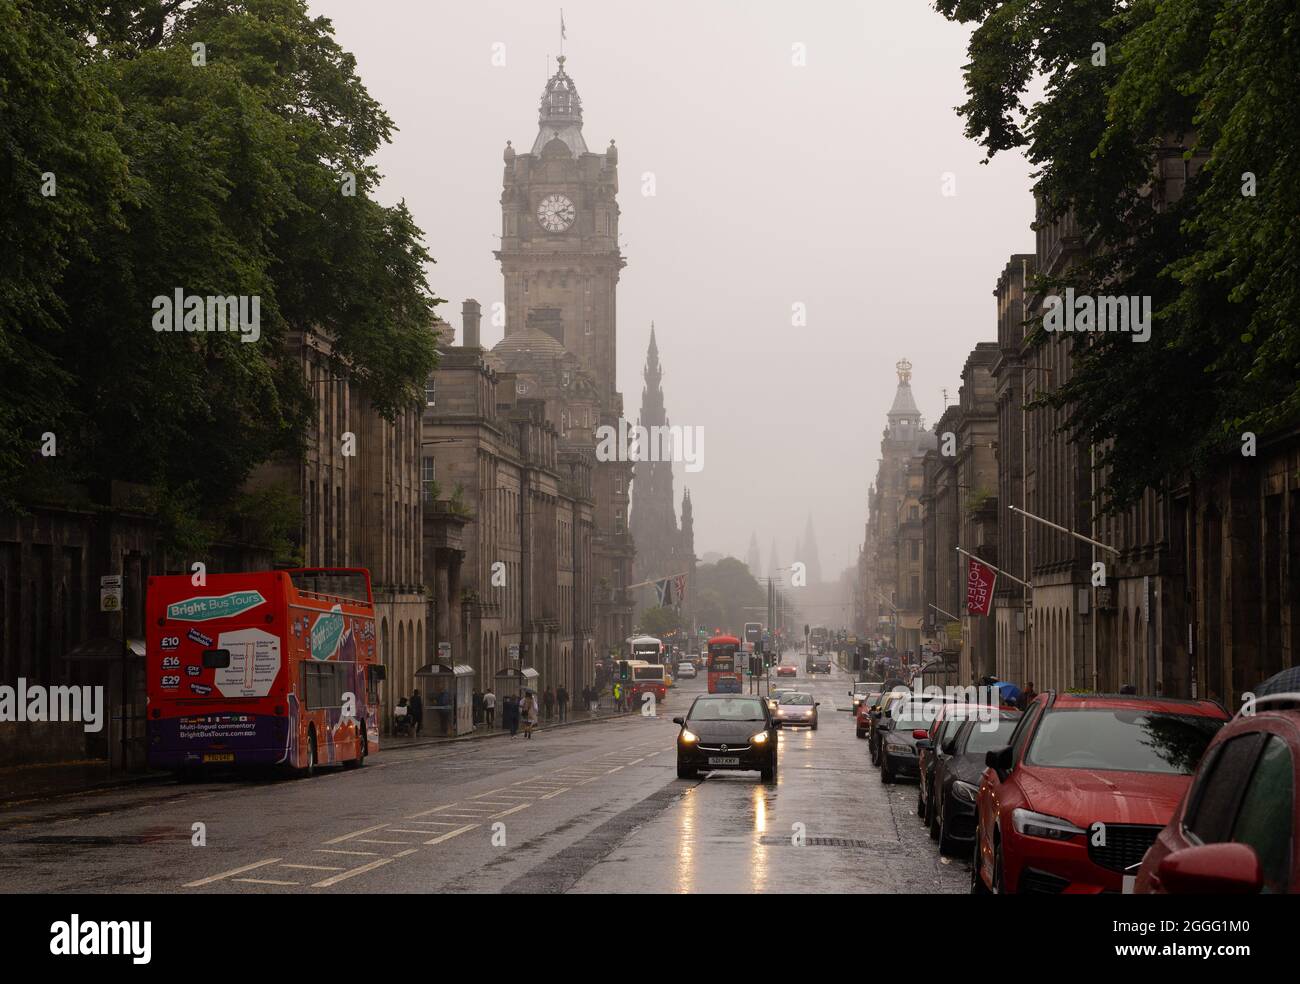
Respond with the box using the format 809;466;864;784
750;785;770;892
675;786;697;894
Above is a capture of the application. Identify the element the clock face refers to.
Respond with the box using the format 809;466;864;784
537;194;575;233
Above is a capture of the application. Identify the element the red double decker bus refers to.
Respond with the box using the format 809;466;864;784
707;634;744;694
146;567;382;777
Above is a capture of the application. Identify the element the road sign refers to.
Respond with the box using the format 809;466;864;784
100;575;123;613
508;644;520;661
438;641;452;662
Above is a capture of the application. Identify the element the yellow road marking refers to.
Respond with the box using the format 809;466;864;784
183;858;281;887
323;823;389;845
423;824;478;845
312;858;393;887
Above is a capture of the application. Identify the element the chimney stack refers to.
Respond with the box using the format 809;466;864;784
462;299;482;349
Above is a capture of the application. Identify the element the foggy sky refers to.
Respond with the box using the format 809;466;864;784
308;0;1034;579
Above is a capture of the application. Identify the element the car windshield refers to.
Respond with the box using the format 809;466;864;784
959;715;1021;754
780;693;813;705
689;698;767;722
854;683;875;694
890;702;946;727
1026;708;1222;774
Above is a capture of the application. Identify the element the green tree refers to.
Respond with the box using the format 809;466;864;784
2;0;442;547
638;606;682;638
693;557;764;634
935;0;1300;509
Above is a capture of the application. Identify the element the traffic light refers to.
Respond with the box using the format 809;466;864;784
619;661;629;681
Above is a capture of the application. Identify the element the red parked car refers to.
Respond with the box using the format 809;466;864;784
971;692;1228;894
1134;694;1300;894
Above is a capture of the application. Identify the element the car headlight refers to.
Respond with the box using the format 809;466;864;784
951;780;979;804
751;730;770;744
1012;807;1085;841
680;730;699;744
885;738;915;754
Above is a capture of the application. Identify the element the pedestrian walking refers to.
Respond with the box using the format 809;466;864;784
543;686;555;722
1019;682;1037;710
521;690;539;739
472;689;483;726
612;681;622;712
589;684;598;713
557;684;568;722
408;689;423;738
483;688;496;729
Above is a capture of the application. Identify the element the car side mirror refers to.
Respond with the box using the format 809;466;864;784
815;702;821;707
1156;843;1263;894
671;717;684;726
941;739;958;755
771;720;782;728
985;745;1013;781
915;738;933;750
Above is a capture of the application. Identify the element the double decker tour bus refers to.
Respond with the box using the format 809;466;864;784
810;625;829;650
706;634;744;694
146;567;382;777
627;634;672;689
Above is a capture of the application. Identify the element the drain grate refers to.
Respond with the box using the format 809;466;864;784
759;835;883;849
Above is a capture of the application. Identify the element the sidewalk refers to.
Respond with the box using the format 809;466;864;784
1;697;642;805
383;697;631;751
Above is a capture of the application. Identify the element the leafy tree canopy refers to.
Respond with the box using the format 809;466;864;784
1;0;442;543
935;0;1300;508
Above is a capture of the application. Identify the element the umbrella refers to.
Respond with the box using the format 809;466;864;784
1256;666;1300;698
991;681;1022;704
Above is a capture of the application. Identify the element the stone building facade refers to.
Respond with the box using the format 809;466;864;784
249;328;428;730
866;360;936;657
494;55;634;661
422;303;595;697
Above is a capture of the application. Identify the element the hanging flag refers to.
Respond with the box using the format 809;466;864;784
561;10;566;40
966;558;997;616
672;573;688;606
655;578;673;607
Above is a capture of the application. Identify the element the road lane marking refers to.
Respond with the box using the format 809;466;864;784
423;824;478;845
387;828;444;834
356;838;411;845
606;766;624;773
233;878;299;885
323;823;389;845
540;788;569;800
316;849;380;857
489;804;530;819
183;858;281;887
393;849;418;858
312;858;393;887
280;864;344;871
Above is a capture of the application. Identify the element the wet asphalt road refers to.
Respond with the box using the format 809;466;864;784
0;656;967;893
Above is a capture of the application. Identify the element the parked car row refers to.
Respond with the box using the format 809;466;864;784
868;683;1300;894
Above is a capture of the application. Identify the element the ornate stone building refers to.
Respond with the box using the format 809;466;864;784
493;54;634;660
867;360;936;656
628;327;695;626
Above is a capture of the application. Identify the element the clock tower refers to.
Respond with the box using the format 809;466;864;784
496;55;625;402
494;53;634;664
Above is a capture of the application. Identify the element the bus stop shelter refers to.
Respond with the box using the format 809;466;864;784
414;663;474;737
493;666;539;699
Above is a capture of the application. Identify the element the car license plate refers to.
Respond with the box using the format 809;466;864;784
1121;874;1136;894
202;753;235;763
707;756;740;766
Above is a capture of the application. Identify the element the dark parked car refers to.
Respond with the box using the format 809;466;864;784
675;694;779;783
917;703;991;824
1134;693;1300;894
924;710;1021;854
868;689;914;764
972;692;1228;894
878;699;954;783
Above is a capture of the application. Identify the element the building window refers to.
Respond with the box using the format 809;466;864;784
615;474;623;494
425;376;436;407
909;505;920;521
615;509;624;534
909;540;919;561
422;458;436;503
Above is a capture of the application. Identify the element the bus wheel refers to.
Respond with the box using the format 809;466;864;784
345;726;367;769
304;728;318;778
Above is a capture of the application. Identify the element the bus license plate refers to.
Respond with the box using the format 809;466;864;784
708;756;740;766
202;753;235;763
